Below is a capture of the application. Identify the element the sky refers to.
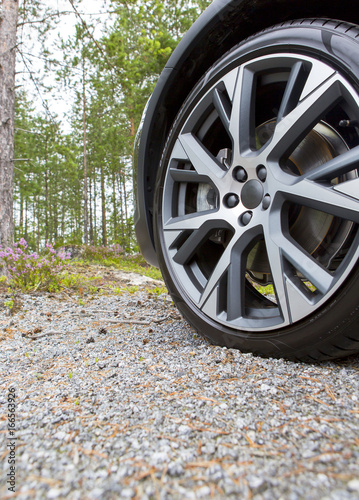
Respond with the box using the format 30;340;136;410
17;0;111;131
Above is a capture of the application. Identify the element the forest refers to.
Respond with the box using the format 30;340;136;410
12;0;211;252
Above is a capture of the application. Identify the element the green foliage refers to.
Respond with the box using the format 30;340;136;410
0;238;71;292
57;271;83;289
81;243;123;261
147;286;167;296
120;285;139;294
4;298;14;310
14;92;82;248
15;1;211;251
252;283;275;296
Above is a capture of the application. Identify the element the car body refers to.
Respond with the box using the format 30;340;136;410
133;0;359;361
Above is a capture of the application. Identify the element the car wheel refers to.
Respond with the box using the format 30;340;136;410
154;19;359;361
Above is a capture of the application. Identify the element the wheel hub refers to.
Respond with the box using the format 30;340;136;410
241;179;264;209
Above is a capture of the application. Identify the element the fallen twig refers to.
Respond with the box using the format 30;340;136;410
104;319;151;325
22;330;74;340
103;313;180;326
61;291;77;303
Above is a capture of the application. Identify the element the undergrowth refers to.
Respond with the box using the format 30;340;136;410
73;244;163;281
0;241;164;296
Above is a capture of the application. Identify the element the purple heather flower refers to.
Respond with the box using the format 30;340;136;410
18;238;28;248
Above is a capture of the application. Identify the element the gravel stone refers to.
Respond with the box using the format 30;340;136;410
1;284;359;499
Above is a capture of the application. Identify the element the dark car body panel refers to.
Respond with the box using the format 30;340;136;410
134;0;359;266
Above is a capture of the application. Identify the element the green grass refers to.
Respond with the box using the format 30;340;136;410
73;251;163;281
253;283;275;296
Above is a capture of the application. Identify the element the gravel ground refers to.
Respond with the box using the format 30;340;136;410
1;273;359;500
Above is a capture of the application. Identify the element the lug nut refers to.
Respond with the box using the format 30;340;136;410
257;165;267;182
240;211;253;226
233;166;248;183
262;194;271;210
224;193;239;208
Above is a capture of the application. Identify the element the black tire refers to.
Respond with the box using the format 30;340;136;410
154;19;359;362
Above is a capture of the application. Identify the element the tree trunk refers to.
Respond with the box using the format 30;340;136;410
0;0;18;246
82;63;89;245
19;189;23;229
100;162;107;246
93;171;97;244
116;173;124;246
24;197;28;239
45;168;49;241
61;191;65;237
112;170;117;240
89;175;93;243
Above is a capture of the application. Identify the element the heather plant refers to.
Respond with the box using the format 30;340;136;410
0;238;71;292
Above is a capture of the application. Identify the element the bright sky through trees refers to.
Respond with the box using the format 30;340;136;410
13;0;212;251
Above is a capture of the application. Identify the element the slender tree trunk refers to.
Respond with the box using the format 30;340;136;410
36;199;40;250
100;163;107;246
45;171;49;241
19;190;23;229
93;171;97;244
24;197;28;239
112;170;117;240
122;170;129;248
53;168;58;240
53;187;58;240
82;64;89;244
116;173;124;247
44;135;49;240
0;0;19;246
89;176;93;243
61;191;65;237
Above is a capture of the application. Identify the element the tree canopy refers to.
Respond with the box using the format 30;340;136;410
12;0;212;251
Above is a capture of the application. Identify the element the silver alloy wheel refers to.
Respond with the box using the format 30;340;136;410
160;53;359;332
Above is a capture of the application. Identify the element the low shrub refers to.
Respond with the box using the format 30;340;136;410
81;244;124;261
0;238;71;292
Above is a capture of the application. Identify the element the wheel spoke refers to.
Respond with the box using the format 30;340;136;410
179;133;226;179
228;66;257;156
172;219;230;266
268;73;342;160
334;177;359;200
299;59;336;101
277;61;309;122
267;223;334;294
281;238;334;294
213;88;231;133
164;211;223;232
199;226;261;309
264;231;291;324
226;244;247;321
169;167;212;184
303;146;359;181
284;177;359;223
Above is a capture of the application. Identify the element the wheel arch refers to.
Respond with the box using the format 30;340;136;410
135;0;359;266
